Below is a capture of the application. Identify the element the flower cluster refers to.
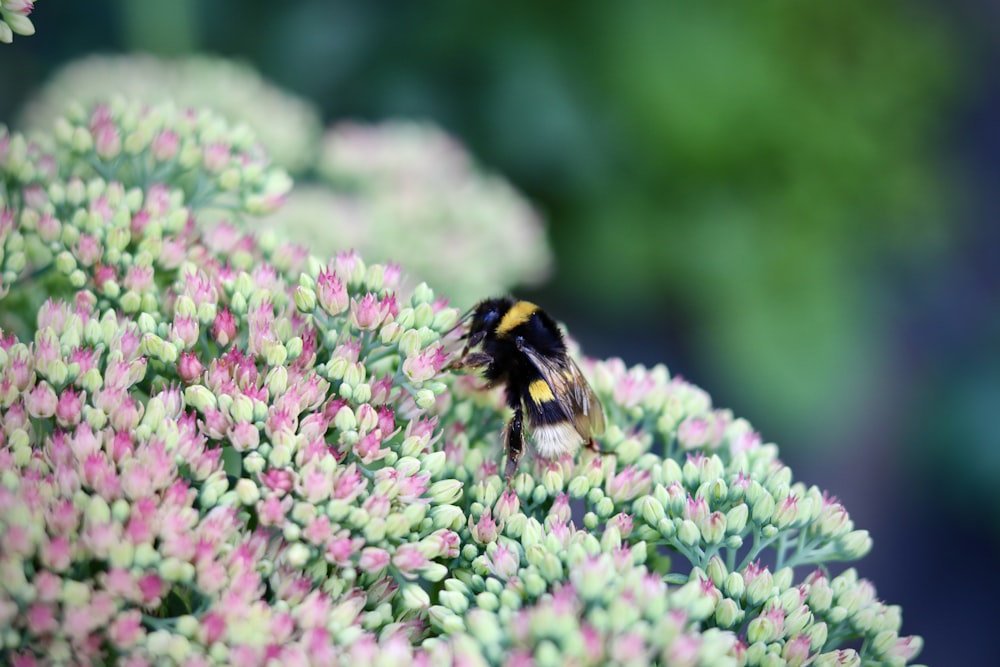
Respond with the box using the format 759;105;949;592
17;55;554;306
18;54;322;173
0;99;923;666
0;0;34;43
266;120;552;307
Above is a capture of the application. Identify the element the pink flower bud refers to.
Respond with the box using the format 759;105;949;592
202;142;230;172
392;544;429;576
25;381;58;418
211;308;238;346
349;293;388;331
402;344;449;383
486;543;519;579
470;508;499;544
93;122;121;160
359;547;391;574
177;351;204;383
151;129;179;161
257;493;292;526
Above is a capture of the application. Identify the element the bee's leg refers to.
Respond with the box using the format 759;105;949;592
503;405;525;487
585;438;614;456
447;351;492;371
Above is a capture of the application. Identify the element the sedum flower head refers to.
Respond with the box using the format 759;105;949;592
18;54;322;173
0;95;922;666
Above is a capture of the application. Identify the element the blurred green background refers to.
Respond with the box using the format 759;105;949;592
3;1;998;663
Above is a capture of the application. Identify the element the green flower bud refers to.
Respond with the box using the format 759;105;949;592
54;250;77;275
745;570;774;608
747;615;779;645
774;567;794;592
504;513;527;538
808;621;829;651
333;405;356;432
537;551;563;582
384;512;410;539
159;557;196;583
428;605;466;634
706;556;727;587
594;496;615;519
521;517;545;549
428;479;463;505
542;469;564;494
475;591;499;612
422;562;449;583
531;484;548;505
772;495;800;529
752;491;776;523
285;543;311;569
234;478;260;505
785;604;813;637
431;504;465;530
779;587;802;614
466;608;502;644
422;451;447;477
725;503;749;534
614;437;643;464
636;495;666;526
676;519;701;546
415;388;437;409
714;598;743;628
523;570;547;597
438;589;470;615
840;530;873;559
133;542;158;567
183;385;217;413
760;652;785;667
363;517;386;543
401;582;431;610
108;540;135;569
662;458;683;485
601;525;622;552
682;457;700;489
268;443;292;468
724;572;745;600
699;511;726;545
813;650;859;667
432;307;459;332
83;405;107;429
83;494;112;526
413;303;434;329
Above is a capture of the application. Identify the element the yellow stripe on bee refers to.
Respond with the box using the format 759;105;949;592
528;378;555;403
496;301;538;336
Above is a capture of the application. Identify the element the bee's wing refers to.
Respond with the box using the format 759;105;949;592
518;343;606;439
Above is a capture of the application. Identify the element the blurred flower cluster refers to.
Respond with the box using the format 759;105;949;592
19;55;322;174
17;55;553;306
0;99;921;665
0;0;34;44
266;121;551;307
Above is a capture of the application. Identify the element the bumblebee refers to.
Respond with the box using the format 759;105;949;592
450;297;607;483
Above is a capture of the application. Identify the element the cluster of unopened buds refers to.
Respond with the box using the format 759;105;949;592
0;100;923;666
0;0;34;44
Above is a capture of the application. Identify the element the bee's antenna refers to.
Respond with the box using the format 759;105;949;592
446;302;478;339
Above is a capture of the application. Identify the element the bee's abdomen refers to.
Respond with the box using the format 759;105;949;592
522;376;571;425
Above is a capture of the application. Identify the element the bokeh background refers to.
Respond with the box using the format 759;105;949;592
2;1;998;663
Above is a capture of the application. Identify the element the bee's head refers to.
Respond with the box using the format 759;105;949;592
466;296;515;346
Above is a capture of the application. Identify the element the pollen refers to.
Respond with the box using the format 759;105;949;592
528;378;555;403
